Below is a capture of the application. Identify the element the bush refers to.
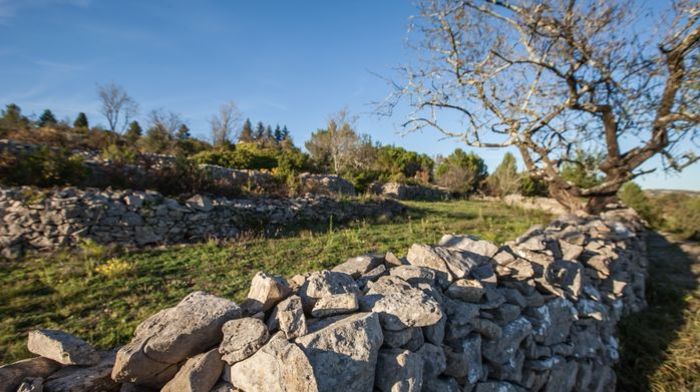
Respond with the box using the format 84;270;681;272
435;149;487;194
520;175;548;197
618;182;661;226
0;147;88;187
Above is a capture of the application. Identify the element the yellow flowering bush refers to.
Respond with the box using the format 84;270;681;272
95;258;133;279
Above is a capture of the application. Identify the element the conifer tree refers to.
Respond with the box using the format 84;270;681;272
73;112;89;129
37;109;57;127
254;121;265;141
176;124;191;140
125;120;143;143
281;125;290;141
239;118;254;142
273;124;283;142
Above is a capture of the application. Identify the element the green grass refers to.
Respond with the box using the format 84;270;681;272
616;232;700;391
0;199;551;363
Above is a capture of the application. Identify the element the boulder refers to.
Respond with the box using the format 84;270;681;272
360;276;443;331
219;317;269;365
299;270;360;311
44;351;119;392
245;272;291;313
0;357;61;392
27;329;100;366
162;349;224;392
375;348;423;392
228;333;317;392
310;293;358;318
295;313;384;392
276;295;308;339
112;291;240;388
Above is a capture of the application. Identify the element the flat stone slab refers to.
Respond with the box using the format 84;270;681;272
28;329;100;366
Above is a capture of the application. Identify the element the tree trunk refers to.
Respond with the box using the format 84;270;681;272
547;182;586;213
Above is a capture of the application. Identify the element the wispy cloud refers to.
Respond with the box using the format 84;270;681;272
35;59;87;72
0;0;90;26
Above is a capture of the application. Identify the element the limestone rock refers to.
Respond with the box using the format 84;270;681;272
295;312;384;392
375;348;423;392
162;349;223;392
482;317;532;365
383;327;415;349
276;295;308;339
415;343;446;379
299;270;360;311
422;315;445;345
219;317;269;365
421;376;461;392
525;297;577;345
0;357;61;392
310;293;358;318
27;329;100;366
228;333;317;392
112;291;240;388
44;351;119;392
445;279;485;303
439;235;499;259
389;265;436;286
331;254;383;278
406;244;485;281
360;276;443;331
246;272;291;312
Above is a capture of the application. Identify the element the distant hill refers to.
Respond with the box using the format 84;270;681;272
645;189;700;197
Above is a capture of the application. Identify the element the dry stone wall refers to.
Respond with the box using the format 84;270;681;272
369;182;450;201
0;208;648;391
0;186;404;258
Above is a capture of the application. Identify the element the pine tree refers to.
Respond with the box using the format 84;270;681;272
273;124;283;142
176;124;191;140
73;112;89;129
254;121;265;141
281;125;290;141
265;125;273;141
125;120;143;143
38;109;57;127
239;118;254;142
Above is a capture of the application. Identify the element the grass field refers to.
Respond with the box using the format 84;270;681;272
0;199;551;363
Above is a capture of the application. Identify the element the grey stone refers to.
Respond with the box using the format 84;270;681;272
161;349;223;392
375;348;423;392
296;312;384;392
403;327;425;352
0;357;61;392
383;328;414;348
482;317;532;365
360;276;443;331
276;295;308;339
245;272;291;312
421;376;461;392
389;265;436;286
416;343;446;379
27;329;99;366
445;279;485;303
438;234;499;259
474;381;526;392
331;254;383;278
44;352;119;392
112;291;240;388
471;318;502;340
525;297;577;345
299;270;360;311
310;293;358;318
219;317;269;365
422;315;445;345
228;333;317;392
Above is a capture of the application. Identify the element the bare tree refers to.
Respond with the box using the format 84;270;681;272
384;0;700;212
97;83;139;133
210;101;242;146
147;109;183;136
305;110;369;174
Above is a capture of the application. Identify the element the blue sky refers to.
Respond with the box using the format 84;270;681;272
0;0;697;190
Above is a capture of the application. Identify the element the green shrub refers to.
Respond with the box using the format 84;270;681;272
0;147;88;187
435;149;487;194
520;175;548;197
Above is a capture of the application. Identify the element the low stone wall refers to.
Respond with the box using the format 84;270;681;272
503;194;569;215
0;186;404;258
370;182;450;201
0;209;648;391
